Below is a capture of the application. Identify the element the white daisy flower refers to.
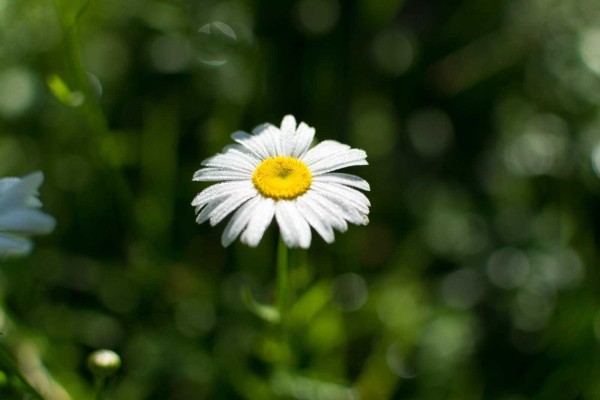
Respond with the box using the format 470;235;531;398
0;171;56;257
192;115;370;249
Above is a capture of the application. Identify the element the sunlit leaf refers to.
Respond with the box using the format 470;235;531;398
46;75;84;107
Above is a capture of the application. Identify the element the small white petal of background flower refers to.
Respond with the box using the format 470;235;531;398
0;171;56;257
192;115;370;249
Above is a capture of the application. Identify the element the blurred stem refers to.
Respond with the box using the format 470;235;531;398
0;345;43;400
52;0;108;137
94;376;107;400
52;0;136;239
277;235;288;328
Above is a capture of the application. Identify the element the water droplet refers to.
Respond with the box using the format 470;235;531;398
192;21;238;67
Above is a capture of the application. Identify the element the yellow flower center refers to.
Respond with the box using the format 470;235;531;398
252;156;312;200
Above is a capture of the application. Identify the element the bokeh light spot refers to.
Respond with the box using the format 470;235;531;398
175;299;216;337
83;32;130;82
296;0;340;35
486;247;530;289
149;34;190;73
407;108;454;157
503;114;568;176
511;282;555;332
192;21;238;67
386;343;417;379
440;268;485;310
371;28;414;76
350;95;398;159
591;142;600;178
579;27;600;76
0;66;37;117
332;273;368;312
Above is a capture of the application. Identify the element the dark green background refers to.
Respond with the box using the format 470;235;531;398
1;0;599;399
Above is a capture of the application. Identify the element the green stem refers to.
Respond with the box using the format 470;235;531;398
0;345;43;399
53;0;108;138
52;0;137;236
95;376;107;400
277;234;289;326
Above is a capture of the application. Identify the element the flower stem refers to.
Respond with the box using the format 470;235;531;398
277;234;288;326
52;0;108;137
94;376;107;400
0;345;43;399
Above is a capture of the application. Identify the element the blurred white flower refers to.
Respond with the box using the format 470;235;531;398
0;171;56;257
192;115;370;249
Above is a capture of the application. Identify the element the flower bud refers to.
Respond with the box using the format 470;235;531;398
87;349;121;378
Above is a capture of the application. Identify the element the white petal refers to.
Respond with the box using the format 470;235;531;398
191;181;253;207
310;189;368;226
275;201;312;249
225;146;262;166
311;181;370;212
201;150;258;173
296;195;335;243
280;116;298;156
231;131;270;159
304;192;348;232
0;209;56;234
221;197;261;247
0;172;44;211
252;123;272;135
0;177;19;194
24;196;43;208
291;122;315;158
280;115;297;133
192;168;250;182
313;173;370;191
252;126;276;157
301;140;351;165
308;149;368;175
240;198;276;247
258;125;284;157
196;187;256;226
0;234;32;253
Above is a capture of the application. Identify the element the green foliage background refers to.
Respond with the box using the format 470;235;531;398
1;0;600;399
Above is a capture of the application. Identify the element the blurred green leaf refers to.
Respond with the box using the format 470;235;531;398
46;74;84;107
242;286;280;324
